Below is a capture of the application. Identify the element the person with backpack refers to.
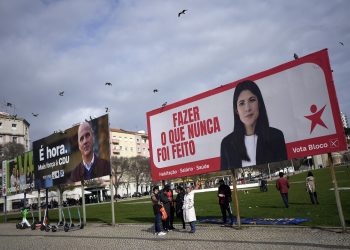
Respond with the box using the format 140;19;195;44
151;186;166;236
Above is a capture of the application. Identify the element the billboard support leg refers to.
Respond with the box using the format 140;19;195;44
110;177;115;226
58;186;62;223
38;189;41;222
328;153;346;232
81;182;86;226
4;196;7;223
231;169;241;229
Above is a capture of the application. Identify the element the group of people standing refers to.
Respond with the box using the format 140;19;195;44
151;184;196;236
151;180;235;236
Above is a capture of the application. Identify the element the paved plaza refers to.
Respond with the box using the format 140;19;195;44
0;223;349;250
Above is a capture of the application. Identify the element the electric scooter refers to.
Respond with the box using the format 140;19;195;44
64;203;84;232
16;207;31;229
30;204;42;230
51;203;67;232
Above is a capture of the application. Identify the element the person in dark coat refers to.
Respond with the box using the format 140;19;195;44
70;122;110;182
218;179;234;226
221;80;287;170
175;186;186;229
159;186;171;232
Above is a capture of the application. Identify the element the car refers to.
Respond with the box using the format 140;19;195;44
132;192;142;198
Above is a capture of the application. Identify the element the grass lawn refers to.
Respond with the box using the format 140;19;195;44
1;165;350;227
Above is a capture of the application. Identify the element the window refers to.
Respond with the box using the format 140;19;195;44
120;146;123;150
130;147;133;151
13;136;17;143
12;123;17;129
0;122;2;128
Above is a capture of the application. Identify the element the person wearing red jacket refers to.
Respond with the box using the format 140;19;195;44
276;172;290;208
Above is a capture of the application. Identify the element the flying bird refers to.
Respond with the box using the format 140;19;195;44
178;9;187;17
32;113;39;117
153;89;159;93
59;91;64;96
339;41;344;46
293;53;299;60
161;102;167;107
105;107;109;113
6;102;12;107
105;82;112;86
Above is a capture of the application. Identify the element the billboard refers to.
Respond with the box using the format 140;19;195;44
33;114;111;188
1;151;34;196
147;49;347;181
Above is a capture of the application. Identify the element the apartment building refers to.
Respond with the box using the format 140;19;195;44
110;128;149;158
0;112;30;155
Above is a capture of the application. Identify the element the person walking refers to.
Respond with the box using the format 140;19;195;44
276;172;289;208
183;184;196;233
151;186;166;236
218;179;234;226
175;186;186;229
306;171;319;204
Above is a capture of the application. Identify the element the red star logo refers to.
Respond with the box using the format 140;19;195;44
304;104;328;134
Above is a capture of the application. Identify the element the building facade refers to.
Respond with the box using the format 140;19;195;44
0;112;30;156
109;128;150;197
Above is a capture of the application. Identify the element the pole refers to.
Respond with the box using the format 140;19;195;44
58;187;62;223
38;189;41;222
24;192;26;208
4;196;7;223
81;182;86;225
328;153;346;232
231;169;241;229
267;163;271;180
110;177;115;226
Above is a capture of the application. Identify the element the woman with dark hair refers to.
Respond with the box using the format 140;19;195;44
221;80;287;170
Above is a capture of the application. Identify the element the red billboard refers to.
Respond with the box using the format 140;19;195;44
147;49;347;181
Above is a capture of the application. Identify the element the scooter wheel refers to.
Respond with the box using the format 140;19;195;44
45;226;50;232
16;223;20;229
64;225;69;232
52;226;57;232
40;225;45;231
31;224;36;230
80;223;84;229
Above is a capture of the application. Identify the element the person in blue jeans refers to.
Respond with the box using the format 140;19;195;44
151;186;166;236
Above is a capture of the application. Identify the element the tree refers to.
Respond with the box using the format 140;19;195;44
111;156;130;197
0;142;25;162
128;156;150;193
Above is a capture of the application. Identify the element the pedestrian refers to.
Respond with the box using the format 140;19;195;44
164;184;175;230
175;186;186;229
218;179;234;226
159;185;171;232
276;172;289;208
183;184;196;233
151;186;166;236
306;171;319;204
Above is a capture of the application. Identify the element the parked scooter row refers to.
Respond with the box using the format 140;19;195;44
16;202;84;232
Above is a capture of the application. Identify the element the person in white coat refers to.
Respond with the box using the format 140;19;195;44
182;184;196;233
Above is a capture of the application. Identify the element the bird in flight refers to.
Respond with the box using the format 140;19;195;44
32;113;39;117
178;9;187;17
6;102;12;107
153;89;159;93
105;82;112;86
339;41;344;46
161;102;167;107
105;107;109;113
293;53;299;60
59;91;64;96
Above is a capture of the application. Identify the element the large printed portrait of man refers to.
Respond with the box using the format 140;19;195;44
70;121;110;182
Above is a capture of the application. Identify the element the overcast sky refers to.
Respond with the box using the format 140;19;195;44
0;0;349;143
